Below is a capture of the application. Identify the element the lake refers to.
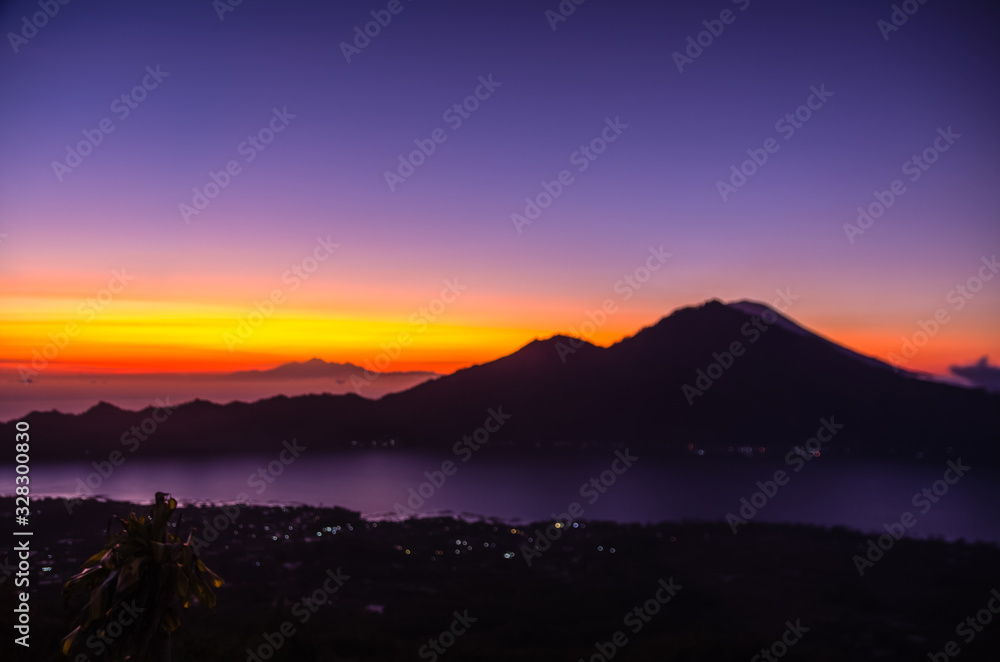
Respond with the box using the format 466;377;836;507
15;447;1000;543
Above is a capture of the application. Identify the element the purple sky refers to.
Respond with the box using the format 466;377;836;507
1;0;998;382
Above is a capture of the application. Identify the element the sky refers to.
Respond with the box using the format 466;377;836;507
1;0;998;387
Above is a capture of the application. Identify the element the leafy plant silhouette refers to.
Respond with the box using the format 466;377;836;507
61;492;224;661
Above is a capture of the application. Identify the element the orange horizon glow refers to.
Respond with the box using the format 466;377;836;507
3;262;997;381
1;303;991;380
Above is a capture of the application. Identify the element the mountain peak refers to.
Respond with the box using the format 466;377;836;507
520;334;601;355
84;401;124;415
6;300;999;462
533;334;592;345
725;300;811;338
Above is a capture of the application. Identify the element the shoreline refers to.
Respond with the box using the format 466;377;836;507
3;496;999;660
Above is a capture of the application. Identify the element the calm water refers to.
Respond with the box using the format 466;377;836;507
13;448;1000;543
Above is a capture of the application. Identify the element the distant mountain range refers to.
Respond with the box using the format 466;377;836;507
228;357;438;382
950;357;1000;394
9;300;999;463
0;359;439;421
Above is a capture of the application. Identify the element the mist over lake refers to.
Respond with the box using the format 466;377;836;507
22;450;1000;543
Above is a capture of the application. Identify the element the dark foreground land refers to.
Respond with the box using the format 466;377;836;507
2;497;999;661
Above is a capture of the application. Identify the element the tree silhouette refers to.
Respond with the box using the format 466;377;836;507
61;492;224;661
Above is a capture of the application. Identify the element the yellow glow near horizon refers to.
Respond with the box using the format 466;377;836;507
2;288;995;377
0;293;553;373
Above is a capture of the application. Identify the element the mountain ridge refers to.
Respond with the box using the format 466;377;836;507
228;358;439;380
6;299;998;463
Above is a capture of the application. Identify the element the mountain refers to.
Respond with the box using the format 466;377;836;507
8;300;999;463
950;357;1000;394
228;358;438;381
